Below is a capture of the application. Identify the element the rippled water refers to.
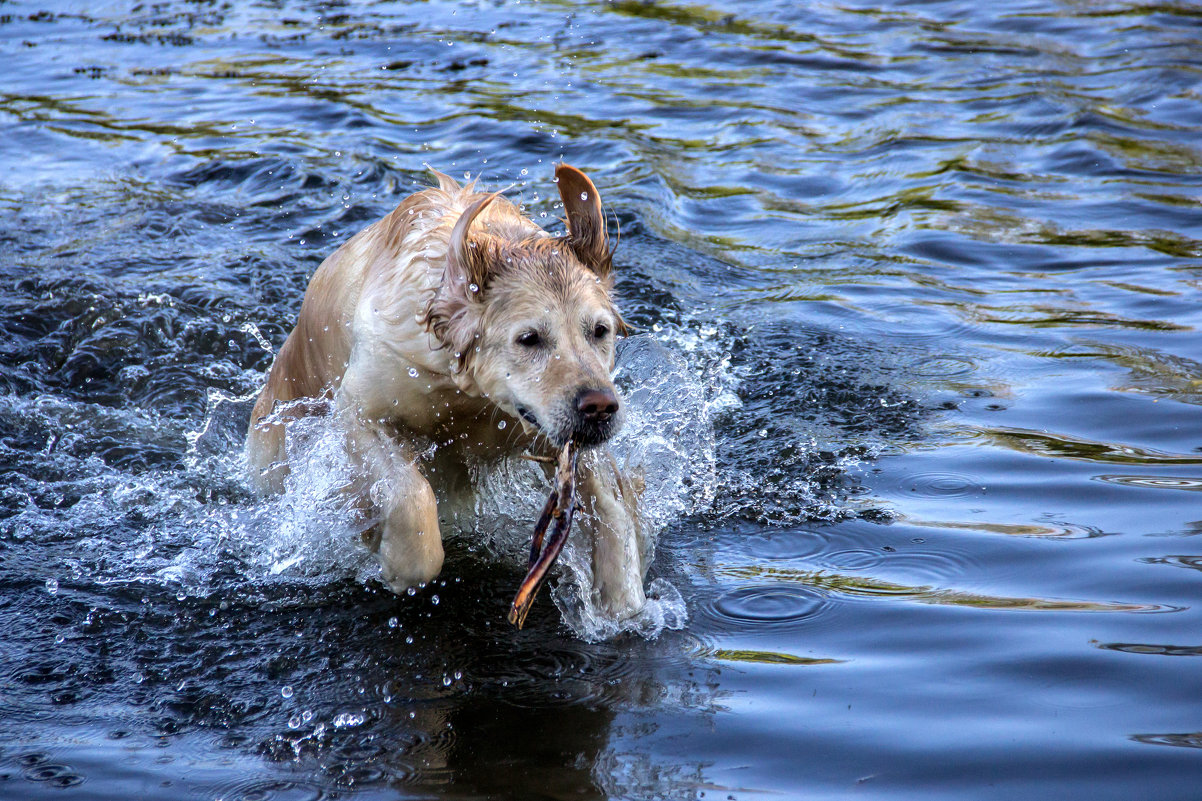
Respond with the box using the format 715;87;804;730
3;0;1202;798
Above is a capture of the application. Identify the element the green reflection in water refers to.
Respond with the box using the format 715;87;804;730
980;425;1202;466
711;648;843;667
902;517;1105;540
721;564;1162;612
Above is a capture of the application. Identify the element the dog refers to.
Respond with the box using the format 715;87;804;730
245;164;648;621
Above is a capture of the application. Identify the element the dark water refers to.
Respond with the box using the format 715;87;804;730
3;0;1202;797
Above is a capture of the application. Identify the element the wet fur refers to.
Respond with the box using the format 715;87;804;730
246;165;648;621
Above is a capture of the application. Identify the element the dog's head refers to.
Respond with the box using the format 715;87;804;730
422;164;625;448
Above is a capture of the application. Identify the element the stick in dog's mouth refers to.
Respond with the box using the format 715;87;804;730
508;440;579;628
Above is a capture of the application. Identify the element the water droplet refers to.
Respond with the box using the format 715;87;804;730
281;685;294;699
497;420;508;430
288;714;302;729
45;578;58;596
388;616;399;629
432;594;440;605
469;282;479;293
442;675;452;686
406;586;417;596
408;367;419;378
333;712;364;728
580;192;588;201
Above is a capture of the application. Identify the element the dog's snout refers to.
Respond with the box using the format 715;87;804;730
576;388;619;422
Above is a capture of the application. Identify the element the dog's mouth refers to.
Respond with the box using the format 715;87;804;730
570;420;616;448
514;404;620;448
516;405;539;427
514;404;557;441
514;406;612;448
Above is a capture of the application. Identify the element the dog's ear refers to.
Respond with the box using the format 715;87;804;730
446;192;498;297
420;193;499;375
556;164;612;280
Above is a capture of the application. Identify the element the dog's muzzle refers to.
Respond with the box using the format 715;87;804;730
571;387;620;447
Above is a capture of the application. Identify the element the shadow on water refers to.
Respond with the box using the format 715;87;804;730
0;570;720;798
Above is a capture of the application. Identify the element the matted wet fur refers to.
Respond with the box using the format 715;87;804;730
245;164;648;621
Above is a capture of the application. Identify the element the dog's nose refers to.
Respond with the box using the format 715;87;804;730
576;388;619;422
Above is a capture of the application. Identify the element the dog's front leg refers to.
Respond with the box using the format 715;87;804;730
576;449;647;620
343;423;444;594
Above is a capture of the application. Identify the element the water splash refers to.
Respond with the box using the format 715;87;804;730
550;336;717;640
4;332;718;641
0;295;897;639
466;334;720;640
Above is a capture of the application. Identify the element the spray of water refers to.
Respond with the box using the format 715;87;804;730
3;296;901;640
101;331;727;639
465;335;722;640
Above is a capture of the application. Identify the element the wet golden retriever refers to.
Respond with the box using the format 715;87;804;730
245;165;647;620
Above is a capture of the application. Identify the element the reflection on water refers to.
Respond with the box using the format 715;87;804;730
1098;474;1202;492
1099;642;1202;657
714;563;1172;614
4;0;1202;798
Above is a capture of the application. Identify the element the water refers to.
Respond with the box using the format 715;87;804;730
2;0;1201;797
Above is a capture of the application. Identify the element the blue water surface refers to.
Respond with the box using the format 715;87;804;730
1;0;1201;798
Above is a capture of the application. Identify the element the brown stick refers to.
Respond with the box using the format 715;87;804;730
527;487;559;572
508;441;578;628
518;451;556;464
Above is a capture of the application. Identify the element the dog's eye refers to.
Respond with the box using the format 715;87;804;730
593;323;610;340
516;331;541;348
